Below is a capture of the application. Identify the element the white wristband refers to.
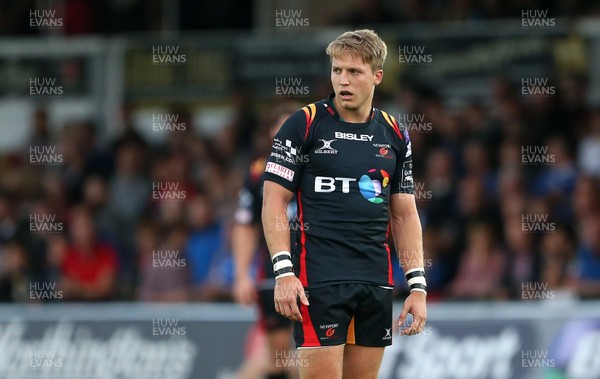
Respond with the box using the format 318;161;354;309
272;251;292;261
407;276;427;287
275;272;295;280
273;259;293;272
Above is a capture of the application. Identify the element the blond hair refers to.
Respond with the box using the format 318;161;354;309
326;29;388;72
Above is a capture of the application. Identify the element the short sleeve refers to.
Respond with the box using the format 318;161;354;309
391;126;414;194
264;110;309;192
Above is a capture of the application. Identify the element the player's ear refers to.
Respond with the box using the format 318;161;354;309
374;69;383;86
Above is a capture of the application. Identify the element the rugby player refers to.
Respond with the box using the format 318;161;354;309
262;29;427;379
233;102;300;379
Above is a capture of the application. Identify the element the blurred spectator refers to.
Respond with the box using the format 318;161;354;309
186;192;232;301
0;240;30;302
59;206;118;301
461;138;498;195
539;225;576;298
532;136;577;198
448;221;505;300
572;176;600;220
137;221;190;302
29;108;51;147
577;109;600;178
574;213;600;299
500;219;540;299
0;191;21;244
81;175;112;234
106;139;150;287
421;148;456;227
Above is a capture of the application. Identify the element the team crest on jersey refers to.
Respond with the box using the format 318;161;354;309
374;143;394;159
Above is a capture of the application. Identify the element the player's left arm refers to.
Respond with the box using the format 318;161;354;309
390;194;427;335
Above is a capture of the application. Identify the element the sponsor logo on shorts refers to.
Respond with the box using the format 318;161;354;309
319;323;339;340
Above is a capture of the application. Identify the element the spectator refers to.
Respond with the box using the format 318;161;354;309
186;192;232;301
572;176;600;220
574;213;600;299
539;225;576;298
500;220;540;299
0;240;30;302
577;109;600;178
106;139;150;285
448;221;505;300
59;206;118;301
137;221;190;302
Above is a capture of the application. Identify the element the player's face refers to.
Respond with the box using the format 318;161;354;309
331;52;383;116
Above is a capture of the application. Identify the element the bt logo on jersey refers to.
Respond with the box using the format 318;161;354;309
334;132;373;141
314;169;390;204
314;176;356;193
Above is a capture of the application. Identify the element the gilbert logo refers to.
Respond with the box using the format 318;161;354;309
315;139;338;154
383;328;392;340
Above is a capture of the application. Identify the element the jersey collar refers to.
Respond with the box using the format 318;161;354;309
325;93;375;123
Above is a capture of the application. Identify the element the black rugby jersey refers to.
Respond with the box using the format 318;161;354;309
264;94;414;288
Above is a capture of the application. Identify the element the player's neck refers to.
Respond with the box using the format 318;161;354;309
333;96;372;123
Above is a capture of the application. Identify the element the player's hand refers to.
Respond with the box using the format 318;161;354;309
233;275;257;306
274;275;309;322
398;291;427;335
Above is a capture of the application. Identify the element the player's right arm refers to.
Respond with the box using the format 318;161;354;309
262;107;313;322
263;181;308;322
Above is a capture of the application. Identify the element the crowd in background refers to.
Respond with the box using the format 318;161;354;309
3;0;600;36
1;69;599;303
0;0;600;304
